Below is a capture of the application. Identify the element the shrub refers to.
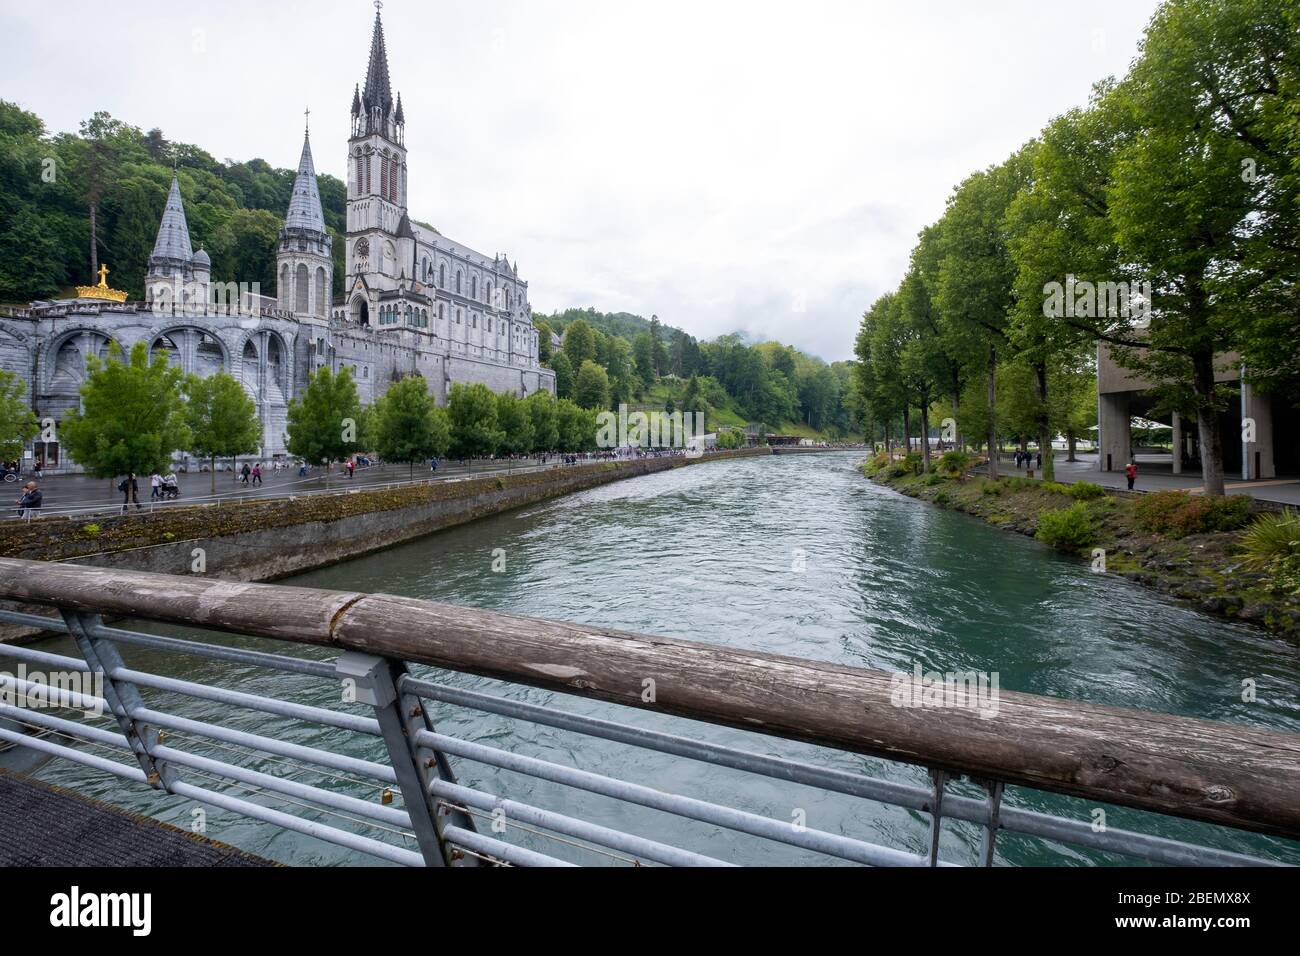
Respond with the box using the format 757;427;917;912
902;452;923;475
936;451;972;477
82;524;101;536
1041;482;1070;496
1068;481;1107;501
1002;476;1033;492
1035;502;1100;551
923;472;945;486
868;451;891;471
980;480;1004;497
1240;509;1300;570
1135;491;1253;538
934;490;951;505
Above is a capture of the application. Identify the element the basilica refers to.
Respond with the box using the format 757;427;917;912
0;8;554;471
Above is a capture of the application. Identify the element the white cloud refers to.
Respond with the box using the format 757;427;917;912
0;0;1162;360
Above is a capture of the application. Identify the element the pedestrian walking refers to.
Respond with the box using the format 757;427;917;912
33;458;43;480
240;463;251;485
150;472;162;501
251;463;263;486
118;473;141;513
1126;460;1138;491
15;481;41;518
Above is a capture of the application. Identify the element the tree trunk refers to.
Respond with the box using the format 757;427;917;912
902;407;912;460
1067;432;1078;463
951;378;963;452
210;456;216;496
1034;361;1054;481
883;422;890;459
919;402;931;473
88;203;98;280
1193;351;1226;496
985;346;999;479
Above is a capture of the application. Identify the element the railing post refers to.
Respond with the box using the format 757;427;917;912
61;610;176;791
975;778;1005;867
926;768;950;867
336;652;483;867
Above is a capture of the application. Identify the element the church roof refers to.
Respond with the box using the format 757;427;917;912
363;11;393;115
284;131;326;233
151;175;193;262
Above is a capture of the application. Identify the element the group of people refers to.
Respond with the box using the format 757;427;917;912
1013;450;1043;470
238;462;264;486
149;471;181;501
2;459;42;480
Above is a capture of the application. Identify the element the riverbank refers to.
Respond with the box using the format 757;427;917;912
860;455;1300;639
0;448;769;642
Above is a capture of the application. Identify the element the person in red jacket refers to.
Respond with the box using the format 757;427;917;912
1125;460;1138;491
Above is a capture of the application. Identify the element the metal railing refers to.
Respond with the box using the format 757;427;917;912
0;559;1297;867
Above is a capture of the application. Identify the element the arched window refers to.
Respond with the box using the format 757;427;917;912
380;157;388;200
279;265;290;310
455;271;462;294
315;266;326;316
405;305;412;325
439;264;446;288
295;264;309;314
456;309;462;325
471;276;478;299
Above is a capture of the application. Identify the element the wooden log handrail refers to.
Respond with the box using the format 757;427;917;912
1;556;1298;840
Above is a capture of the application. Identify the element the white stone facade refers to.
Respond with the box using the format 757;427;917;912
0;8;553;473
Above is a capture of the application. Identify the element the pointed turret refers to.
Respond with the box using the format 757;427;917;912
351;83;362;117
151;176;193;263
284;130;326;233
363;10;393;118
394;92;404;126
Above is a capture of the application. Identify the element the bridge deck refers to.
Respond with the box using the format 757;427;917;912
0;770;274;867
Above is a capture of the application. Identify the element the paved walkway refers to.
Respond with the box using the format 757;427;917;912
2;457;574;521
0;769;272;867
999;453;1300;506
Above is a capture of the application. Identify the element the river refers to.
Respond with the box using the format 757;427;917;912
15;452;1300;865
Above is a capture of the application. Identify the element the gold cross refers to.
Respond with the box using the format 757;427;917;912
98;264;109;287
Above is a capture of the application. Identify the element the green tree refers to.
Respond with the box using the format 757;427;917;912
0;370;38;462
373;376;448;477
556;399;597;452
60;341;191;479
549;351;575;400
562;319;598;368
495;391;535;456
524;390;560;452
535;320;554;365
447;382;503;462
573;360;611;410
285;367;363;482
632;332;657;391
185;371;261;493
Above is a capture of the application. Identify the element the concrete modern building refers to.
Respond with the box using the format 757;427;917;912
1096;344;1296;480
0;7;553;472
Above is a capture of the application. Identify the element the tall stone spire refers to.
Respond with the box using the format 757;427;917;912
363;10;393;117
284;130;326;233
151;175;193;263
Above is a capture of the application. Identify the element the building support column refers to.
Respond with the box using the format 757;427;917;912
1171;412;1183;475
1241;370;1276;480
1098;392;1130;473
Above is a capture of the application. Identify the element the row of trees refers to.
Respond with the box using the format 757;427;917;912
539;308;861;436
31;344;602;491
0;101;346;303
853;0;1299;494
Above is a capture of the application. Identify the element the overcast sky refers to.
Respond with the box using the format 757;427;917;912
1;0;1163;361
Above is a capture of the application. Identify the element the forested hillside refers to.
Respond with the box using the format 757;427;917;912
536;308;862;438
0;101;346;303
